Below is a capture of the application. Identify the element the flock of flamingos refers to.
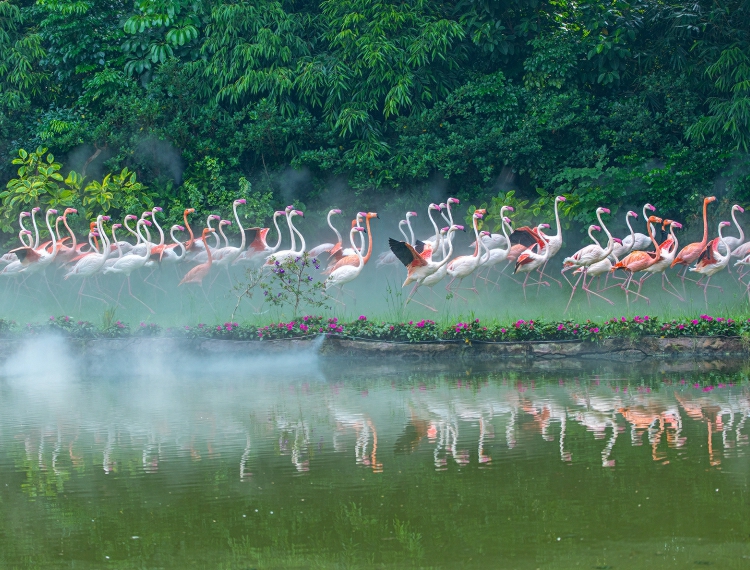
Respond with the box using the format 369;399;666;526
0;195;749;312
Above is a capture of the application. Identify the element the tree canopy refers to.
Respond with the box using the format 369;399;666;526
0;0;749;235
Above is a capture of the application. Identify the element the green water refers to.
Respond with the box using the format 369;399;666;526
1;349;749;569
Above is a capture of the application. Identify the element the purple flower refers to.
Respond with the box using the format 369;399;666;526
621;316;626;322
359;315;367;321
501;328;506;334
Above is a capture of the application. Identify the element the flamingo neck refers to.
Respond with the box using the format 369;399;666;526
140;225;152;258
329;212;342;245
124;218;139;243
63;213;77;251
398;221;409;242
717;225;729;263
31;211;40;249
113;227;123;258
234;202;246;251
171;228;186;260
55;218;62;242
732;208;744;243
19;214;32;247
206;216;221;248
218;225;229;248
351;230;365;269
428;208;440;250
646;218;660;253
701;200;709;245
152;210;165;245
45;213;58;257
289;214;305;254
553;199;562;240
270;214;283;251
597;211;615;256
205;234;213;265
98;218;111;262
501;218;512;253
361;217;373;264
285;211;296;251
406;216;415;245
471;217;481;260
588;227;601;248
184;211;194;250
436;230;455;270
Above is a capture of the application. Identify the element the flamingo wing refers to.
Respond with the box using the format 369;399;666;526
696;238;719;267
10;246;42;265
510;227;541;248
388;238;425;267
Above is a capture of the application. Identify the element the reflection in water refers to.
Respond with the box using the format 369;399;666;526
1;356;749;569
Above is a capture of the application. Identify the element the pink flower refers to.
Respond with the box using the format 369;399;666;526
336;325;343;333
500;328;506;334
557;324;564;331
216;325;222;331
691;320;699;325
359;315;367;321
591;327;599;333
677;324;685;330
621;316;626;322
300;324;309;332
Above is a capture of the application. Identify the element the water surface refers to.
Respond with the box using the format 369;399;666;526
1;343;749;569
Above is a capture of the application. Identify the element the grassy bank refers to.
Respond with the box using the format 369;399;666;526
2;313;750;344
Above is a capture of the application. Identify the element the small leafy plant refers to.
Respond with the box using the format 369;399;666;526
261;253;328;317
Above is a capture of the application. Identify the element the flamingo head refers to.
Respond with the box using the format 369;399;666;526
175;225;185;231
142;211;152;218
153;206;163;213
720;221;731;228
662;219;673;229
185;208;195;215
591;225;601;232
48;209;58;215
56;216;63;222
628;210;637;218
439;203;447;210
597;207;610;214
367;211;379;219
32;207;41;213
91;231;99;238
102;216;111;222
65;208;77;215
352;226;365;233
613;238;623;245
295;210;304;217
540;223;551;230
235;198;247;205
480;230;491;236
21;211;30;217
556;196;566;202
331;209;342;215
506;206;515;212
112;224;122;230
448;197;460;205
407;211;417;218
474;212;484;219
202;228;215;237
142;220;153;227
21;230;32;235
647;216;662;224
706;196;717;203
672;222;683;230
645;203;656;211
209;214;220;220
285;205;295;212
274;210;285;216
125;214;138;221
502;216;512;225
440;226;449;233
452;224;465;232
220;219;232;226
734;205;745;213
429;203;441;211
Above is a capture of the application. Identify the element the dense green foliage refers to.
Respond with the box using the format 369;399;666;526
1;0;750;236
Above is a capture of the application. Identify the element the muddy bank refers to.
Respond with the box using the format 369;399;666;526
0;335;746;364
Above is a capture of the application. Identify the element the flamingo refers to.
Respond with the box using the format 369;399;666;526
561;207;617;311
63;215;113;306
265;209;306;266
535;195;566;286
209;199;248;267
376;220;411;268
415;226;463;307
53;208;80;263
717;204;744;256
611;215;664;304
179;228;216;286
390;224;464;311
671;196;717;281
309;209;343;258
630;203;658;251
324;226;366;305
611;210;638;260
419;203;443;253
638;219;684;300
103;223;126;270
235;210;286;264
446;211;487;299
688;220;732;306
513;223;552;298
11;208;61;273
325;212;379;273
186;214;222;261
102;219;155;313
475;206;514;285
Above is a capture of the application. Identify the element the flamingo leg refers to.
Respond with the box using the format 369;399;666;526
537;260;563;289
564;271;585;314
581;269;614;306
660;273;685;301
127;275;155;314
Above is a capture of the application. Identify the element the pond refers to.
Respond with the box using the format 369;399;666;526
1;343;749;569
